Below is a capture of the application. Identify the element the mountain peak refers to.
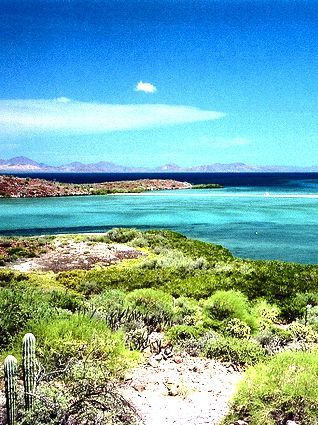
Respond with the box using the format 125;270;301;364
8;156;41;166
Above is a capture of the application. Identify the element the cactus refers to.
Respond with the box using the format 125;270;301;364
4;355;18;425
22;333;36;410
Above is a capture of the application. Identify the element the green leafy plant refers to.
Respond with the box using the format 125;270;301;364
224;350;318;425
24;314;139;376
203;290;257;331
166;325;202;344
204;337;265;367
224;318;251;339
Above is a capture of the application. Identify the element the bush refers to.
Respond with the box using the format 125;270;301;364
203;290;257;331
140;248;208;271
166;325;202;344
90;289;127;313
224;350;318;425
255;326;293;355
251;299;280;330
204;337;265;367
125;288;174;330
0;286;52;349
224;318;251;339
173;296;201;325
24;314;139;376
19;363;141;425
48;290;85;312
289;321;318;343
106;228;141;243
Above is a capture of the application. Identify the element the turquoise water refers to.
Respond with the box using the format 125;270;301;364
1;188;317;264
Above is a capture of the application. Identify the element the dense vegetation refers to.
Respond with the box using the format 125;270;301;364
0;228;318;424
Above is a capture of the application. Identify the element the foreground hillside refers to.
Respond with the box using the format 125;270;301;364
1;229;318;424
0;175;192;198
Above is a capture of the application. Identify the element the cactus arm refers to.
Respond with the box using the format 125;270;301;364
22;333;36;410
4;355;18;425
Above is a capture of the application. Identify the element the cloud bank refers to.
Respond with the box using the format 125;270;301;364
135;81;157;93
0;98;225;135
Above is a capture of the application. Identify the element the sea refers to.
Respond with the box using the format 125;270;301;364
1;172;317;264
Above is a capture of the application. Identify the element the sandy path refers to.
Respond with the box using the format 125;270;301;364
121;353;242;425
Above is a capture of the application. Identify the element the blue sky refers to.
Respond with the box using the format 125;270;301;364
0;0;317;167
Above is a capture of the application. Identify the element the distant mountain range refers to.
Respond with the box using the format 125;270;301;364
0;156;318;173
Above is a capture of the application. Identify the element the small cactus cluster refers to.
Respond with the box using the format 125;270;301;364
3;333;36;425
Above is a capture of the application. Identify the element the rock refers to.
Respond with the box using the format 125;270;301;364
153;353;163;362
132;383;146;392
165;382;179;396
174;355;183;364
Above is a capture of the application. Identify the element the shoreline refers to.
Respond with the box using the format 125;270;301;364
111;192;318;199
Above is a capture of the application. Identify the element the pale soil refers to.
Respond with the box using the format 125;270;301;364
121;352;243;425
10;239;144;272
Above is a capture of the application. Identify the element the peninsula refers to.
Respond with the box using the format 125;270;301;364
0;175;195;198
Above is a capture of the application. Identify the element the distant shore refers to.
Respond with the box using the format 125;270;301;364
0;175;199;198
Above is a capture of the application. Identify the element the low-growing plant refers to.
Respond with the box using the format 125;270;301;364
255;326;293;355
204;336;266;367
19;364;141;425
223;350;318;425
251;299;280;330
224;318;251;339
203;290;257;331
0;286;53;349
289;321;318;343
106;228;141;243
125;288;174;330
22;314;139;376
166;325;202;344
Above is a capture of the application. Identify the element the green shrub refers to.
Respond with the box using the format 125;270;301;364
203;290;257;331
289;321;318;343
255;326;293;355
25;314;139;376
204;337;265;367
166;325;202;344
20;364;141;425
106;228;141;243
173;296;201;325
224;318;251;339
125;288;174;329
0;286;52;349
48;290;85;312
90;289;127;313
179;330;218;356
140;248;208;271
224;350;318;425
56;269;87;291
251;299;280;330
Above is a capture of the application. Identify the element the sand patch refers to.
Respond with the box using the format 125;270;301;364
10;240;144;273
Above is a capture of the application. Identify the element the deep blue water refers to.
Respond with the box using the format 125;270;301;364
1;173;318;264
7;171;318;190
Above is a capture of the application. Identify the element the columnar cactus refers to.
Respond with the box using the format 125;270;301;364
4;355;18;425
22;333;36;410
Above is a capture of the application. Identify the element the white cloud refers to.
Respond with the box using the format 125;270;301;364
0;98;225;136
135;81;157;93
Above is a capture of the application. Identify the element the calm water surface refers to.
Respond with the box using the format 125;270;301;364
1;173;317;264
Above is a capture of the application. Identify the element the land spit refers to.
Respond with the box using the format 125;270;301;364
0;175;192;198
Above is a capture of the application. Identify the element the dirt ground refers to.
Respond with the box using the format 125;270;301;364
121;352;242;425
10;239;144;273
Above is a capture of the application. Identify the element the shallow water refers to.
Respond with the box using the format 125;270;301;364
1;186;317;264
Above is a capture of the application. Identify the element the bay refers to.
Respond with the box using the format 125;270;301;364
1;172;317;264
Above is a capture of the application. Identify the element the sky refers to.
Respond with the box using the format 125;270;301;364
0;0;317;167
